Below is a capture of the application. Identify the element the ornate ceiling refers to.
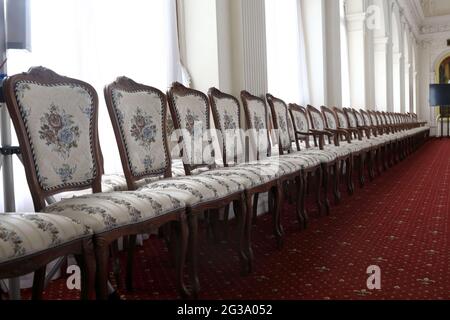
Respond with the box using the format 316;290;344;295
420;0;450;18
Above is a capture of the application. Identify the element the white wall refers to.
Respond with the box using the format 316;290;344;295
180;0;220;92
301;0;326;107
418;35;450;136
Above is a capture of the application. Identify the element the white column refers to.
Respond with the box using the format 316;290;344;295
241;0;268;96
324;0;342;107
392;51;402;112
346;12;367;107
373;37;389;110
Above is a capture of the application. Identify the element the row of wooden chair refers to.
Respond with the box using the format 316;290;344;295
0;67;429;299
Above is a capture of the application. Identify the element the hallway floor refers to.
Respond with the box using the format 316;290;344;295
32;139;450;300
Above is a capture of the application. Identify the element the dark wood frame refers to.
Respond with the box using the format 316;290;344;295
0;235;95;300
167;83;250;297
167;82;216;175
267;94;311;228
306;105;342;210
208;87;244;167
321;105;354;197
239;90;284;249
361;109;389;172
104;77;172;190
333;107;370;188
287;103;325;216
4;67;189;300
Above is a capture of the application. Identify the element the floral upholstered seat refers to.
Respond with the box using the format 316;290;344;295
43;191;185;233
138;175;244;207
5;68;191;299
0;213;92;264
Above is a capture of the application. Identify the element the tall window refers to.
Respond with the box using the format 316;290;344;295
265;0;309;105
340;0;351;107
391;14;401;113
4;0;182;211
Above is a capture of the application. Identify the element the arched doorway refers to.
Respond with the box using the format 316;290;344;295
434;52;450;135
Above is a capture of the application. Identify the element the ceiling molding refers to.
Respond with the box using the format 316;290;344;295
397;0;450;40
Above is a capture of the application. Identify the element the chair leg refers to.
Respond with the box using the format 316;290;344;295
367;150;375;181
187;213;200;298
126;234;137;292
78;238;96;300
346;156;354;195
234;195;249;275
333;161;341;204
295;174;306;230
315;167;324;216
244;192;254;273
223;204;230;241
94;237;110;300
32;266;46;300
175;215;190;299
358;154;365;188
110;240;121;289
271;182;284;249
322;165;331;216
252;193;259;225
301;172;309;228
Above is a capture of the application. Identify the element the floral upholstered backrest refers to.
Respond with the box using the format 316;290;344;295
361;110;372;126
208;88;244;166
287;114;295;142
241;91;271;159
289;104;309;138
375;112;383;125
105;77;170;182
266;94;291;152
307;105;325;130
4;67;101;201
334;108;349;129
167;83;214;171
321;107;338;130
344;109;358;128
354;110;365;126
368;111;378;126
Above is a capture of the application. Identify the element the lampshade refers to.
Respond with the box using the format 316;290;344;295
430;84;450;106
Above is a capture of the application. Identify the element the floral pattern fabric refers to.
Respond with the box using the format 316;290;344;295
0;213;91;264
44;191;185;233
324;112;337;130
336;111;349;128
310;111;325;130
15;81;96;191
171;94;213;166
139;175;243;206
111;89;169;176
246;99;270;158
272;101;291;150
213;98;246;165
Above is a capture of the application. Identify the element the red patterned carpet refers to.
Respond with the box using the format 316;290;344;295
30;139;450;300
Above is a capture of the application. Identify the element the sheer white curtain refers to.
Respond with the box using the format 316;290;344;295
340;0;351;108
265;0;310;105
3;0;183;212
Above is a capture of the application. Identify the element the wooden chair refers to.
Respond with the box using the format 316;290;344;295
162;82;249;294
332;107;371;188
0;213;95;300
321;106;355;196
205;89;309;272
4;67;188;299
360;109;390;173
353;109;384;179
288;104;331;216
306;105;347;208
267;94;322;228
